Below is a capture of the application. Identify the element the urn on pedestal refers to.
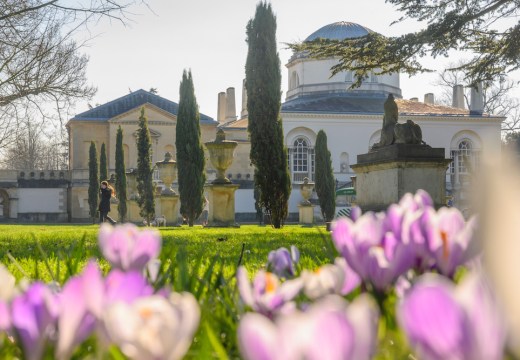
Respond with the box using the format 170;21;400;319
300;177;314;206
156;152;177;196
205;129;238;184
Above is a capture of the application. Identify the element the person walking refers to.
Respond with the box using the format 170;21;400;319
99;180;117;225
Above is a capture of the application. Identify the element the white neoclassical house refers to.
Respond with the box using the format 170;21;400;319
0;21;504;222
220;21;503;214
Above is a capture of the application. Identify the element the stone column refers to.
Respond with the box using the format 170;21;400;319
206;184;240;227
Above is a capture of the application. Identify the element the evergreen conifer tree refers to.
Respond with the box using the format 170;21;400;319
176;70;206;227
88;141;99;224
246;2;291;228
115;126;127;222
315;130;336;226
136;107;155;224
99;143;108;182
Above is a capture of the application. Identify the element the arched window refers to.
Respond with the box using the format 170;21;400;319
290;71;300;90
370;72;379;83
289;137;315;183
345;71;353;83
449;139;480;185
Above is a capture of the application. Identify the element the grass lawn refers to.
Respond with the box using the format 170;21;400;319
0;224;410;359
0;224;334;282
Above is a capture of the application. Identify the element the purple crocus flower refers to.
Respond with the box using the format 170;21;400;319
98;223;161;271
386;191;435;271
331;211;415;291
238;294;379;360
56;261;104;360
421;207;479;277
237;266;302;317
267;246;300;278
56;262;155;359
10;282;59;360
398;273;506;360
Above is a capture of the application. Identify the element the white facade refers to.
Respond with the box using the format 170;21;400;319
277;21;503;213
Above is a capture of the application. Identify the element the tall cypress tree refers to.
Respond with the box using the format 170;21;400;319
136;107;155;225
115;126;127;222
246;2;291;228
315;130;336;225
99;143;108;182
88;141;99;224
176;69;206;227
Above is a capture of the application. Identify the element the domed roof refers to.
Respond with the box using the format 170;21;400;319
304;21;373;42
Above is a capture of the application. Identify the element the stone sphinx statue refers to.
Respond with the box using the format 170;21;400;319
371;94;426;150
395;120;423;145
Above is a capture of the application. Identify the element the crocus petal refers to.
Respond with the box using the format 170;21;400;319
105;270;153;304
455;272;506;360
238;313;278;360
168;292;201;360
56;277;96;360
306;300;355;360
334;257;361;295
11;283;58;360
346;294;380;360
267;248;294;277
99;223;160;272
82;261;105;318
128;229;161;271
398;275;467;360
0;264;16;301
237;266;254;308
104;294;199;360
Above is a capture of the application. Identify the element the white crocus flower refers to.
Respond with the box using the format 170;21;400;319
0;264;16;301
103;293;200;360
301;260;346;300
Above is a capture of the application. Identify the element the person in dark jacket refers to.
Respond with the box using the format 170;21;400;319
99;180;116;225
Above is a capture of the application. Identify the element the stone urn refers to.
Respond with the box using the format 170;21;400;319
300;177;314;206
205;129;238;184
126;169;137;200
156;152;177;196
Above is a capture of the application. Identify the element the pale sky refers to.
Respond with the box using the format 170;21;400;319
75;0;517;119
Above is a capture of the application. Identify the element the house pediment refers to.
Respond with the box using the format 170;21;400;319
108;103;177;125
132;127;162;138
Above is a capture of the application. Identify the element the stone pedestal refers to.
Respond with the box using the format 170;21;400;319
298;204;315;225
352;144;451;212
159;195;180;226
206;184;240;227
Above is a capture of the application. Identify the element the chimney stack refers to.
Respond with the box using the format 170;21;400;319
217;92;227;123
424;93;435;105
469;83;484;115
241;79;248;118
452;85;465;109
225;87;237;122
